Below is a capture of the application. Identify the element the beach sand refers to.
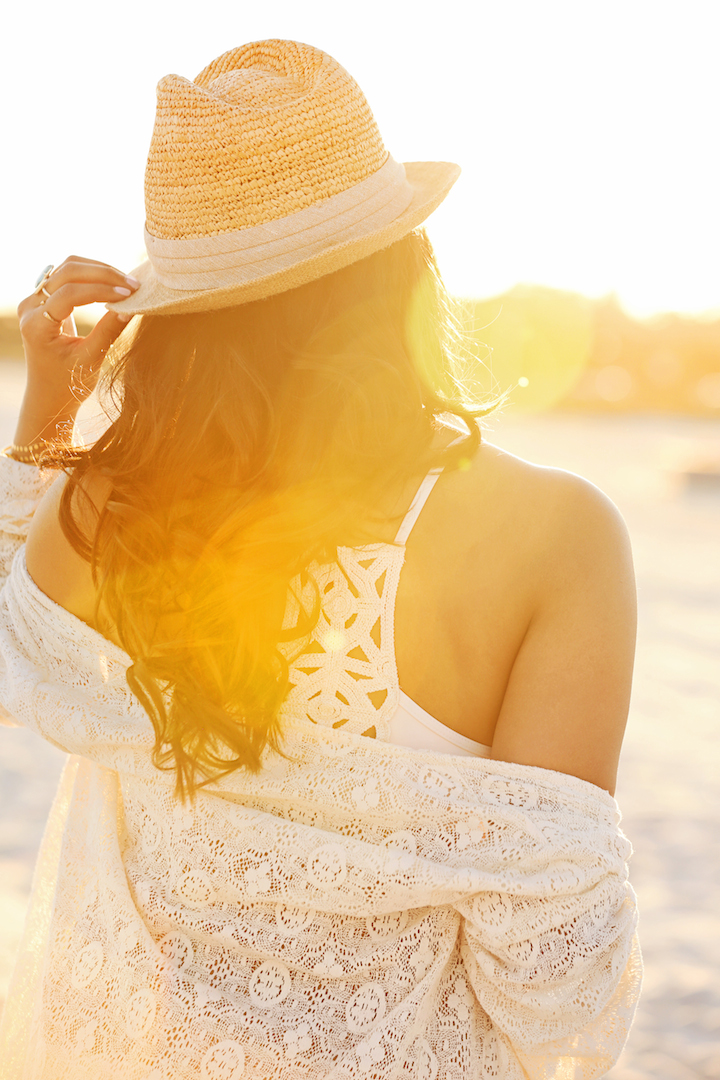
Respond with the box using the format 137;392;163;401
0;364;717;1079
484;412;720;1080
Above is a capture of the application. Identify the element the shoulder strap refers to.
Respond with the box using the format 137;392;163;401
393;432;467;545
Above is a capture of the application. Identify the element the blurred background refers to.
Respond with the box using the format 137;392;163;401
1;1;719;1077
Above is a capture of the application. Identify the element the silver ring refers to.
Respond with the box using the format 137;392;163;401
39;285;52;300
42;309;62;325
34;264;55;292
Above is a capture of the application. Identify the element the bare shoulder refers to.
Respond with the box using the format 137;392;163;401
445;439;636;794
25;468;112;625
449;438;633;578
474;437;625;518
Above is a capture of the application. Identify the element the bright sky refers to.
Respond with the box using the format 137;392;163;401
2;0;719;318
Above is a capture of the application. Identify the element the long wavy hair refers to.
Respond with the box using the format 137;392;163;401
51;230;493;799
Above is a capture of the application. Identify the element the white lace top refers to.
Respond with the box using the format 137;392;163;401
280;455;491;758
0;456;642;1080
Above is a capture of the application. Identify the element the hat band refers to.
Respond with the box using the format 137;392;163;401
145;156;414;292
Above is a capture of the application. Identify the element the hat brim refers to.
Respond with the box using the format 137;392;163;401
107;161;460;317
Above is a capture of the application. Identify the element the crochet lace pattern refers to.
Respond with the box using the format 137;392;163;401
279;546;404;741
0;457;642;1079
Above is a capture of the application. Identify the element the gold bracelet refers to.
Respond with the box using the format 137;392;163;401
3;440;49;465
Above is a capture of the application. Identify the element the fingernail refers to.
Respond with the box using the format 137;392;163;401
114;286;132;297
116;311;134;323
125;276;141;288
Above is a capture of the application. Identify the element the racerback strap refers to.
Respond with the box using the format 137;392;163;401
393;433;467;545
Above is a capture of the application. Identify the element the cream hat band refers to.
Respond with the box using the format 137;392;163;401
145;156;413;292
108;41;460;316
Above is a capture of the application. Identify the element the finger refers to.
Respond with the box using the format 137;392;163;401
18;291;50;319
48;258;139;293
66;312;133;399
57;254;130;274
81;310;133;363
17;297;67;338
57;254;123;270
35;283;137;327
18;261;138;322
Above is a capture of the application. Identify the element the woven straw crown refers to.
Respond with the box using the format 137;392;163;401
147;41;388;239
109;40;460;315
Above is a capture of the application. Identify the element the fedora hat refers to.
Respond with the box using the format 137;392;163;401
108;40;460;316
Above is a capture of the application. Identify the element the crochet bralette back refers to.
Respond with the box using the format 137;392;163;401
279;543;405;742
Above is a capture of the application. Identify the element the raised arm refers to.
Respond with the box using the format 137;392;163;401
13;256;137;458
0;259;138;585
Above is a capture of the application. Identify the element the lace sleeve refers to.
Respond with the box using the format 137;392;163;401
0;455;60;723
0;455;59;583
456;850;642;1077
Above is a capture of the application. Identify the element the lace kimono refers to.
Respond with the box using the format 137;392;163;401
0;456;642;1080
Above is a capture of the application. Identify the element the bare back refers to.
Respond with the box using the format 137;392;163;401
25;438;636;795
389;441;636;793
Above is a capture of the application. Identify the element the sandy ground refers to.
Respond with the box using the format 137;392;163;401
0;361;718;1079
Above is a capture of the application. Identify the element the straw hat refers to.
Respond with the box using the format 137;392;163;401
108;40;460;316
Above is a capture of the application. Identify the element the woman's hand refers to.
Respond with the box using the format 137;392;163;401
14;256;140;449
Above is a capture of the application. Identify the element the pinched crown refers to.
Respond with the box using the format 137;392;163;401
144;40;388;241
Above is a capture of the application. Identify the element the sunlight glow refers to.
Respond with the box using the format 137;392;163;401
1;1;718;318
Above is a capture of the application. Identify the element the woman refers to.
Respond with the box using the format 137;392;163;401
0;40;640;1080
